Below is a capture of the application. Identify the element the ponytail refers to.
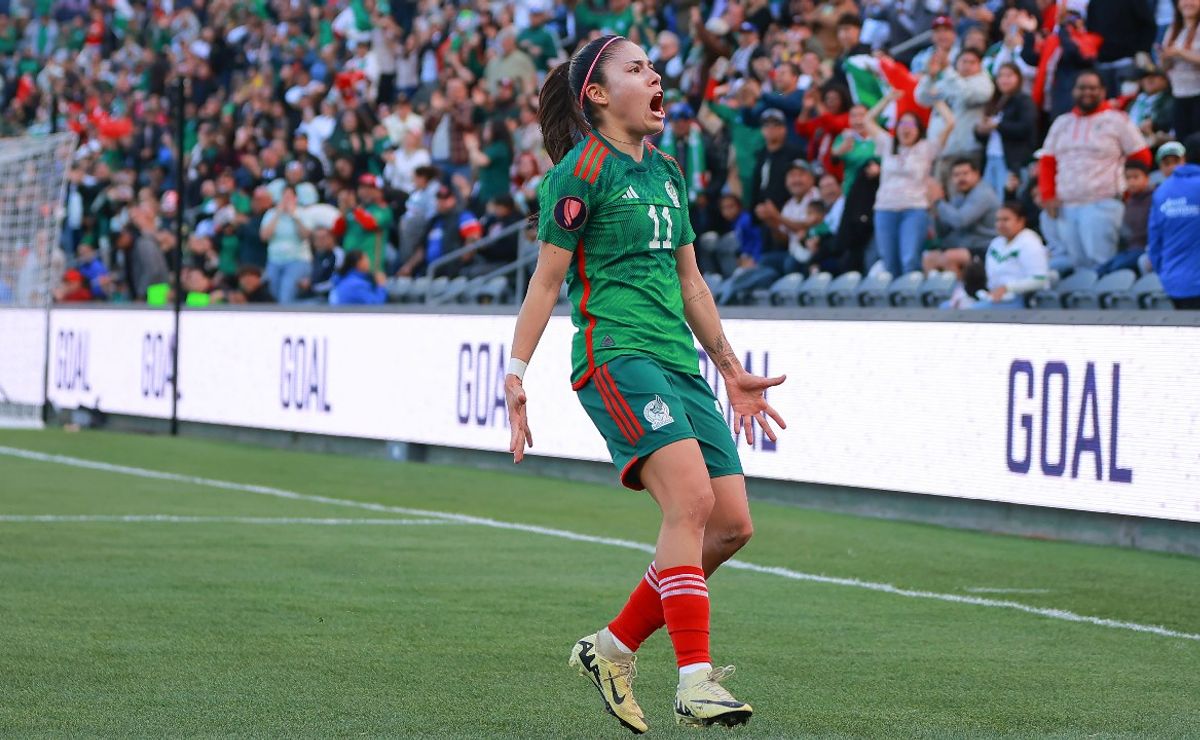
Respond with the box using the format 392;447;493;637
539;63;590;164
538;35;626;164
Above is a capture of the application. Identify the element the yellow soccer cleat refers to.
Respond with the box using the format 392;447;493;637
568;633;648;734
674;665;754;728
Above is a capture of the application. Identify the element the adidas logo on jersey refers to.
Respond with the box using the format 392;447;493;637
621;186;640;200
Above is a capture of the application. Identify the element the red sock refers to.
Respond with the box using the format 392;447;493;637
607;562;666;652
657;565;711;668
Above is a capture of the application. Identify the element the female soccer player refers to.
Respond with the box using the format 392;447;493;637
503;35;787;734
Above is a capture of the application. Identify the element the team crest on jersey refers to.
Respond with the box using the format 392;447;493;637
664;180;680;208
644;395;674;431
554;196;588;231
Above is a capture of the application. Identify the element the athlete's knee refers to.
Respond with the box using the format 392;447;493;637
711;519;754;554
662;483;715;530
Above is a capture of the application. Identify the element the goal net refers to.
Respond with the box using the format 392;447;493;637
0;132;77;428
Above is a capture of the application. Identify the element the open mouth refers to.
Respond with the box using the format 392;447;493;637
649;91;665;118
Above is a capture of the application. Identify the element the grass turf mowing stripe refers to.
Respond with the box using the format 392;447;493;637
0;515;457;525
2;443;1198;644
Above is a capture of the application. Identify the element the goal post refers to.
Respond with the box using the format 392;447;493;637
0;132;77;428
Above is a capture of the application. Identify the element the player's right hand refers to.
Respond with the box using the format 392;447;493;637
505;375;533;463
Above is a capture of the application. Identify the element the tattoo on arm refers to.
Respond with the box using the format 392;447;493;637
702;331;739;374
684;287;711;304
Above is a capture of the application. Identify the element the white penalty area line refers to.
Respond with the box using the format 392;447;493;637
1;444;1197;644
964;587;1053;595
0;514;455;526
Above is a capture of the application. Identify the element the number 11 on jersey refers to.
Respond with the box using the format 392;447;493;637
647;205;673;250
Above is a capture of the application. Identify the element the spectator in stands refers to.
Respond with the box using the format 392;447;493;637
1153;140;1186;185
1040;70;1153;269
404;184;482;278
911;16;961;75
334;175;393;274
260;187;312;305
796;83;853;179
1123;65;1176;149
818;158;880;275
121;206;170;301
770;161;823;274
1088;0;1159;93
751;109;805;231
869;100;956;276
237;187;273;270
54;269;91;303
818;172;848;236
916;47;995;182
425;80;477;182
1147;132;1200;308
464;194;523;278
1098;161;1156;275
228;265;275;304
382;130;432;195
1163;0;1200;139
704;193;764;281
74;243;109;300
330;250;387;306
975;63;1038;199
971;200;1049;308
831;105;878;195
299;228;342;302
924;158;1000;275
832;14;873;88
1031;7;1103;121
466;120;515;210
984;9;1040;87
708;81;767;207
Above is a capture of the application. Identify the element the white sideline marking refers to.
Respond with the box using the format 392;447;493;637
2;444;1198;643
0;514;454;526
964;587;1053;594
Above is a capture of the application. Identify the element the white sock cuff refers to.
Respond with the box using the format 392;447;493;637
679;662;713;679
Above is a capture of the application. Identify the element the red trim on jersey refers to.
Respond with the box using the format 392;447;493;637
595;365;643;443
619;455;645;490
574;137;597;178
570;238;597;391
597;367;643;441
580;138;605;181
587;148;609;183
599;365;645;438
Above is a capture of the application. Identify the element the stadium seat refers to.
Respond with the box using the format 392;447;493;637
888;272;925;307
1057;268;1101;309
856;270;893;307
475;276;509;304
769;272;806;306
798;272;832;306
1096;269;1138;309
1133;273;1171;309
425;276;450;303
386;276;413;303
441;276;470;303
557;282;569;304
410;276;431;303
920;271;956;307
827;272;862;307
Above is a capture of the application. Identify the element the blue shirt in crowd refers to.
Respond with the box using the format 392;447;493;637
329;270;386;306
1148;163;1200;300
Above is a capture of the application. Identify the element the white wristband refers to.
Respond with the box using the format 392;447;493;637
507;357;528;380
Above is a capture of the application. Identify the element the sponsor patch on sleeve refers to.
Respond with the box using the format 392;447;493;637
553;196;588;231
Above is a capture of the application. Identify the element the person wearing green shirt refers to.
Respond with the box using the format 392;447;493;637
517;4;562;72
707;89;766;208
830;105;877;194
467;121;514;206
333;176;394;272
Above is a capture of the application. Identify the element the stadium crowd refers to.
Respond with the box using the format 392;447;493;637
3;0;1200;308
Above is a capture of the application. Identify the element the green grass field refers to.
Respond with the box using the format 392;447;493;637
0;429;1197;738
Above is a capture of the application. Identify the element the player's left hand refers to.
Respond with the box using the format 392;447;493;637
726;371;787;445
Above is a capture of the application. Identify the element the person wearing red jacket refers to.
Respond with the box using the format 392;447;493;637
1039;70;1153;269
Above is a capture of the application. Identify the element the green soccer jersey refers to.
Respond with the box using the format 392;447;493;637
537;133;699;389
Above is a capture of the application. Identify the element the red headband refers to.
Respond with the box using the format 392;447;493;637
579;36;625;110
